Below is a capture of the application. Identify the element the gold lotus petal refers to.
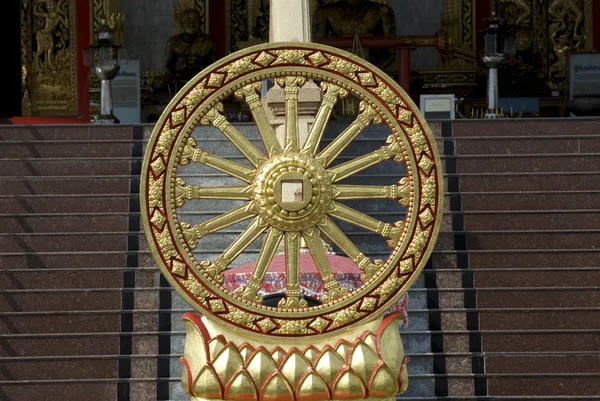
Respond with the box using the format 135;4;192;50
296;370;330;401
331;367;366;400
224;368;258;401
270;346;286;366
335;341;351;361
239;343;255;363
280;348;311;388
259;371;295;401
377;315;405;372
193;364;223;399
368;363;398;397
213;344;244;385
314;347;345;384
349;340;379;384
302;345;319;365
246;347;278;391
361;333;377;352
208;336;226;361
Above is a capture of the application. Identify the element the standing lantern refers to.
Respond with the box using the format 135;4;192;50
86;17;121;124
480;11;516;119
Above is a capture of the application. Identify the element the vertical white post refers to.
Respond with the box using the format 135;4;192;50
269;0;312;42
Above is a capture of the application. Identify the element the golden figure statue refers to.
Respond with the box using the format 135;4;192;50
312;0;396;68
246;0;263;40
313;0;395;38
33;0;67;71
498;0;532;26
549;0;584;44
163;8;217;86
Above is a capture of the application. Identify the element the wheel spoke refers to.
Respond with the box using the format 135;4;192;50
277;76;306;151
332;178;409;205
180;140;256;183
302;83;348;157
237;227;283;302
328;201;403;248
317;216;384;279
201;216;269;281
180;203;258;249
174;179;252;207
235;82;282;157
327;135;403;183
302;227;346;302
316;101;381;167
201;103;267;167
277;232;307;308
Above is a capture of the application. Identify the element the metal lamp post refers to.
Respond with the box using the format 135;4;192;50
480;12;516;119
88;18;121;124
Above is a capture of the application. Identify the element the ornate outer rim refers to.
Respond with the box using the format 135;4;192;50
140;42;444;339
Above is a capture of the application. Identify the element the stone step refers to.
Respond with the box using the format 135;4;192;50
0;291;121;312
0;159;131;177
484;355;600;374
0;270;124;290
0;125;134;141
452;120;600;138
0;142;132;159
463;211;600;231
465;232;600;250
0;178;130;196
476;289;600;309
459;173;600;192
0;379;115;401
0;215;128;234
0;197;130;214
458;154;600;174
0;313;120;335
469;251;600;269
0;254;126;269
486;376;598;397
0;234;127;253
480;332;600;353
455;136;600;155
473;269;600;289
461;192;600;211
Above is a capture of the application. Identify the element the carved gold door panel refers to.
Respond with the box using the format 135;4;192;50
20;0;77;116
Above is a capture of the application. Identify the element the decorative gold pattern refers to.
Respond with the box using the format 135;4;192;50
140;43;443;338
21;0;77;116
181;312;409;400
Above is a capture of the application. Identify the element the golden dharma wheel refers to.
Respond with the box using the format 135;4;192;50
141;42;443;339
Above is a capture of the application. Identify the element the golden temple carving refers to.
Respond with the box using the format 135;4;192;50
20;0;76;116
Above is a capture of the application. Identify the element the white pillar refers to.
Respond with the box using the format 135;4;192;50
266;0;321;148
269;0;312;42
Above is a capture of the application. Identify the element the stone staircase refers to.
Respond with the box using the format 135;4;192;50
1;119;599;401
439;120;600;399
0;125;134;400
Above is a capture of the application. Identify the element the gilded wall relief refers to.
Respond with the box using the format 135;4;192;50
92;0;124;44
21;0;76;116
227;0;270;51
495;0;593;93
